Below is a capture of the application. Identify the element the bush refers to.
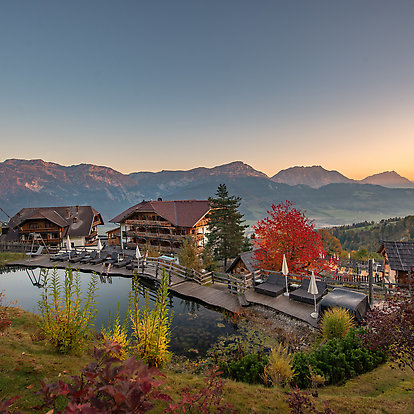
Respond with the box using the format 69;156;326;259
360;295;414;371
287;387;336;414
319;307;354;340
263;343;295;387
38;267;98;354
37;341;171;413
219;352;268;384
102;305;130;360
292;329;386;388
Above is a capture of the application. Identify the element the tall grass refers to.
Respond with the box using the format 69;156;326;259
38;267;98;354
128;269;172;367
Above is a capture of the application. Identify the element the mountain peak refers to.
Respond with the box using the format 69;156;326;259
360;171;414;188
210;161;268;178
271;165;354;188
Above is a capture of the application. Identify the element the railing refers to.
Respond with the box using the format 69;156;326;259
125;220;171;227
125;231;184;242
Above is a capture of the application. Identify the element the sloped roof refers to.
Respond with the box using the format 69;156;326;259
110;200;210;228
4;206;103;240
226;249;261;273
378;241;414;272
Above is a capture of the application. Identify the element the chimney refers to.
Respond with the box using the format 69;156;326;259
66;208;70;219
76;205;80;213
157;197;163;201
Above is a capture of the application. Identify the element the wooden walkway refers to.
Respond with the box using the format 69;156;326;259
245;289;318;328
10;255;318;326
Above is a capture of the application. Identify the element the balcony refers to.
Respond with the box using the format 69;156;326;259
125;230;185;242
124;219;171;227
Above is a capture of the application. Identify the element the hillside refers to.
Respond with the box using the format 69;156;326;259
2;159;414;227
329;215;414;252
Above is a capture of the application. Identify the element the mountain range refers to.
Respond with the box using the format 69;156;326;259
1;159;414;227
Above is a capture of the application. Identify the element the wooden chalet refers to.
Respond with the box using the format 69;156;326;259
1;206;103;248
107;227;121;246
226;250;260;274
378;241;414;284
110;199;210;254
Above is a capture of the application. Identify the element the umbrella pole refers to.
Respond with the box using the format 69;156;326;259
284;274;289;296
311;294;318;319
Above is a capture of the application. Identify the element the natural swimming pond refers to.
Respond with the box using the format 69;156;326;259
0;266;237;358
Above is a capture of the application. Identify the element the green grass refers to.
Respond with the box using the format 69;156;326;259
0;252;24;266
1;308;413;413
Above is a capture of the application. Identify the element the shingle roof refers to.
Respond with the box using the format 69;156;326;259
110;200;210;228
4;206;103;240
378;241;414;272
226;249;261;273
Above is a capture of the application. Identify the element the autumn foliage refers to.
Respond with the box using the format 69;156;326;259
253;201;332;275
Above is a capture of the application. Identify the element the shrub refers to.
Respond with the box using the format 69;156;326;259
287;387;336;414
38;267;98;354
165;367;236;414
263;343;295;387
219;352;268;384
129;270;172;367
360;295;414;371
292;329;386;388
37;340;171;413
102;305;130;360
319;307;354;341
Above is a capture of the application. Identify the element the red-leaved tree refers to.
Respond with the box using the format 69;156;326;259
253;201;333;275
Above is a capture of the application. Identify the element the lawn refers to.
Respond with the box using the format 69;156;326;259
1;307;413;413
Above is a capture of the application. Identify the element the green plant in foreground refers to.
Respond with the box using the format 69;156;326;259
38;267;98;354
263;343;295;387
320;307;354;341
128;269;172;367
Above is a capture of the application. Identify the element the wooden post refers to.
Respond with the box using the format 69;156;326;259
155;261;159;279
409;266;413;299
368;259;373;306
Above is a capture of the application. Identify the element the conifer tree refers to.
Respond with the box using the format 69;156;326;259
207;184;247;268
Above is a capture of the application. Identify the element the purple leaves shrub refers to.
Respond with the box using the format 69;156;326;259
38;341;171;413
360;295;414;371
287;387;336;414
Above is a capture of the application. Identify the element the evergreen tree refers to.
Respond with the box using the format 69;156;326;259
207;184;247;268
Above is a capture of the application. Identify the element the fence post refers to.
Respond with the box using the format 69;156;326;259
368;259;373;306
155;261;159;279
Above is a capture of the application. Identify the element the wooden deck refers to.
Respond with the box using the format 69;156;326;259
10;255;318;326
244;289;318;328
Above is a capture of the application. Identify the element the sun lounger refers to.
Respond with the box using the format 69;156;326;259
104;252;119;265
69;251;88;263
113;256;132;268
289;278;327;304
26;246;44;257
90;253;107;265
126;259;138;271
51;252;71;262
255;272;287;297
80;251;98;264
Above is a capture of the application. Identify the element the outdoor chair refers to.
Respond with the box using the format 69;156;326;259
69;251;88;263
26;246;44;257
289;278;327;305
80;250;98;264
254;272;287;297
113;255;132;268
104;252;119;265
51;251;70;262
90;252;107;265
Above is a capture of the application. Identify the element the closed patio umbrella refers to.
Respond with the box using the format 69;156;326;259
97;239;102;252
308;270;319;318
282;254;290;297
135;245;141;259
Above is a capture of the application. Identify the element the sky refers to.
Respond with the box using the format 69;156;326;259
1;0;413;180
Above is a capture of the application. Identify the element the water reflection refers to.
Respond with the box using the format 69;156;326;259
0;266;236;358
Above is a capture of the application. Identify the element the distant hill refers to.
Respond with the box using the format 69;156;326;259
1;159;414;227
271;166;355;188
359;171;414;188
329;216;414;252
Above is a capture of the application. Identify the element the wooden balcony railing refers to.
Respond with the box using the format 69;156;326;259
124;219;171;227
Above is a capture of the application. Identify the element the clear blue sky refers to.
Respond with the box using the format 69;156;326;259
1;0;413;179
